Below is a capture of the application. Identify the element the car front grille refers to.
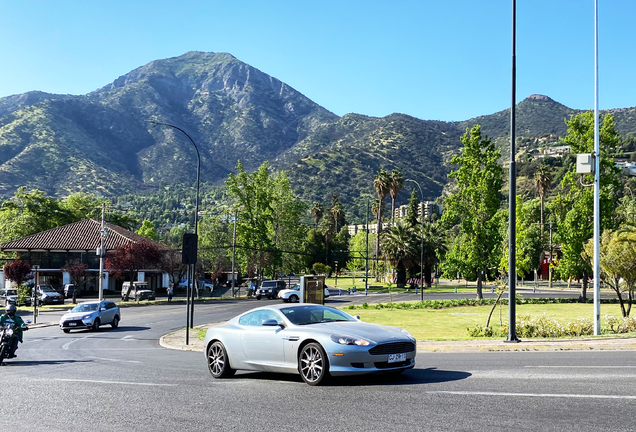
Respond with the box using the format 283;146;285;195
62;320;85;327
369;342;416;355
374;359;412;369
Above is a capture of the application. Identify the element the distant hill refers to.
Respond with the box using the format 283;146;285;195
1;52;636;221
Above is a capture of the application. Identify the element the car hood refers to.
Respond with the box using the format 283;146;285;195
61;311;96;320
295;321;412;345
278;289;298;296
42;292;62;297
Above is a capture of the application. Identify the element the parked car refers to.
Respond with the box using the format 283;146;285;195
0;288;32;307
63;284;81;299
278;284;330;303
36;285;64;305
255;280;286;300
178;279;214;291
203;303;416;385
59;300;120;332
121;281;155;301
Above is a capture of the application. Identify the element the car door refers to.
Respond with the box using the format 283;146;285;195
240;310;286;367
100;301;115;324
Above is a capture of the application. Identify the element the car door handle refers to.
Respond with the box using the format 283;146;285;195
283;336;299;341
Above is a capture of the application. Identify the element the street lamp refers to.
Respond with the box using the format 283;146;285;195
146;120;201;334
334;261;338;288
405;179;424;302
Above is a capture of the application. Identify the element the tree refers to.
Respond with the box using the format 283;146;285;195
373;170;390;274
551;112;621;300
534;163;553;238
421;221;447;287
440;124;503;299
198;214;232;281
388;169;404;226
226;161;307;280
105;242;164;288
3;260;32;286
499;197;543;280
405;189;420;228
347;231;375;276
159;249;189;291
382;222;419;287
137;220;159;241
62;260;88;303
310;202;324;229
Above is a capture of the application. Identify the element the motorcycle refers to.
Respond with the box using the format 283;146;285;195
0;320;28;365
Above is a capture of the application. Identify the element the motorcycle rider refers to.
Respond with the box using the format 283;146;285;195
0;304;28;358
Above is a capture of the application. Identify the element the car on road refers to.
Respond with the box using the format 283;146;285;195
36;285;64;305
277;284;330;303
255;280;286;300
203;303;416;385
63;284;81;299
121;281;156;301
59;300;121;332
0;288;32;306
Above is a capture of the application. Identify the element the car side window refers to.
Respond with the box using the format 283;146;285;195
239;312;253;326
260;310;283;325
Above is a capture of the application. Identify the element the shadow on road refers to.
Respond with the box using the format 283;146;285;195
231;367;471;387
1;359;92;366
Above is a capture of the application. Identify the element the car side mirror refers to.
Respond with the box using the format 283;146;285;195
262;319;283;328
354;315;361;321
100;307;106;311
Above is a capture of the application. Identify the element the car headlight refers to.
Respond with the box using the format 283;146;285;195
82;314;94;320
400;329;415;340
331;335;370;346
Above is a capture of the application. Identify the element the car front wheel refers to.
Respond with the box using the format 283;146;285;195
299;343;329;386
290;294;299;303
92;318;100;331
207;341;235;378
111;316;120;328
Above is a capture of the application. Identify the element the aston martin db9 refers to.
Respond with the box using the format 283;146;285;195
203;303;416;385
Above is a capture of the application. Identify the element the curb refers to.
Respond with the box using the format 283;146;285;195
417;337;636;353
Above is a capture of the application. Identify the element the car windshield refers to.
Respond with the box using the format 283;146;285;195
281;305;356;325
6;290;17;296
261;282;277;288
41;287;56;293
71;304;99;313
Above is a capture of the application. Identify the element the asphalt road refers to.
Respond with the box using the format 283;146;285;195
4;299;636;431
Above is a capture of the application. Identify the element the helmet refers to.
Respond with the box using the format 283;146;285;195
5;304;16;315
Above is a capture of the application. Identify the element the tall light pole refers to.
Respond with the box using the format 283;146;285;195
593;0;601;335
146;120;200;331
405;179;424;302
507;0;520;343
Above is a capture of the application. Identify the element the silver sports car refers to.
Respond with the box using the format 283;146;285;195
203;303;416;385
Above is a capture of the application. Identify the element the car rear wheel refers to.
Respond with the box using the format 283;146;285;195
207;341;235;378
255;295;261;300
290;294;299;303
92;318;100;331
111;316;120;328
299;343;329;386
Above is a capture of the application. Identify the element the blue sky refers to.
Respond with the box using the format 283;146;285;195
0;0;633;122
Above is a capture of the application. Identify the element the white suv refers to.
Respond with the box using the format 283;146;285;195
278;284;330;303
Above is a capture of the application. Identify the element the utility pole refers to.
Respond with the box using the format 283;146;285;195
231;209;237;297
98;202;107;302
365;199;369;296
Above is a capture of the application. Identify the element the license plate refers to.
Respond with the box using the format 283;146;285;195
388;353;406;363
68;323;77;326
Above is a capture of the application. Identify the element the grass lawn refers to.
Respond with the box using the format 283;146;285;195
348;302;630;341
325;276;477;294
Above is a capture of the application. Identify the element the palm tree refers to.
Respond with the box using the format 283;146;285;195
373;170;390;262
381;222;419;286
388;170;404;226
420;221;447;287
331;203;343;233
310;202;323;229
534;163;553;237
320;217;335;265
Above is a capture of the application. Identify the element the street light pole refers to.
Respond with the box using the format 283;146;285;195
146;120;200;330
405;179;424;302
98;202;107;302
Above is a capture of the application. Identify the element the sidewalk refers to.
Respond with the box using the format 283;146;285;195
159;324;636;353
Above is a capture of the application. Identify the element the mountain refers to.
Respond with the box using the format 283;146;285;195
0;52;338;196
1;52;636;221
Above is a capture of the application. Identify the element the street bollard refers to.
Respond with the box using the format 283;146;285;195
339;289;341;296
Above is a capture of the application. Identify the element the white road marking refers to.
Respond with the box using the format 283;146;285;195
526;365;636;368
84;356;142;364
53;378;176;387
62;334;96;350
121;335;136;341
428;391;636;400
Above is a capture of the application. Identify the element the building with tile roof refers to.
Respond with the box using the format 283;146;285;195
0;219;168;293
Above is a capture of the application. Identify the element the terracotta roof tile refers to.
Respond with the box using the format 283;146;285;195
0;219;167;252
